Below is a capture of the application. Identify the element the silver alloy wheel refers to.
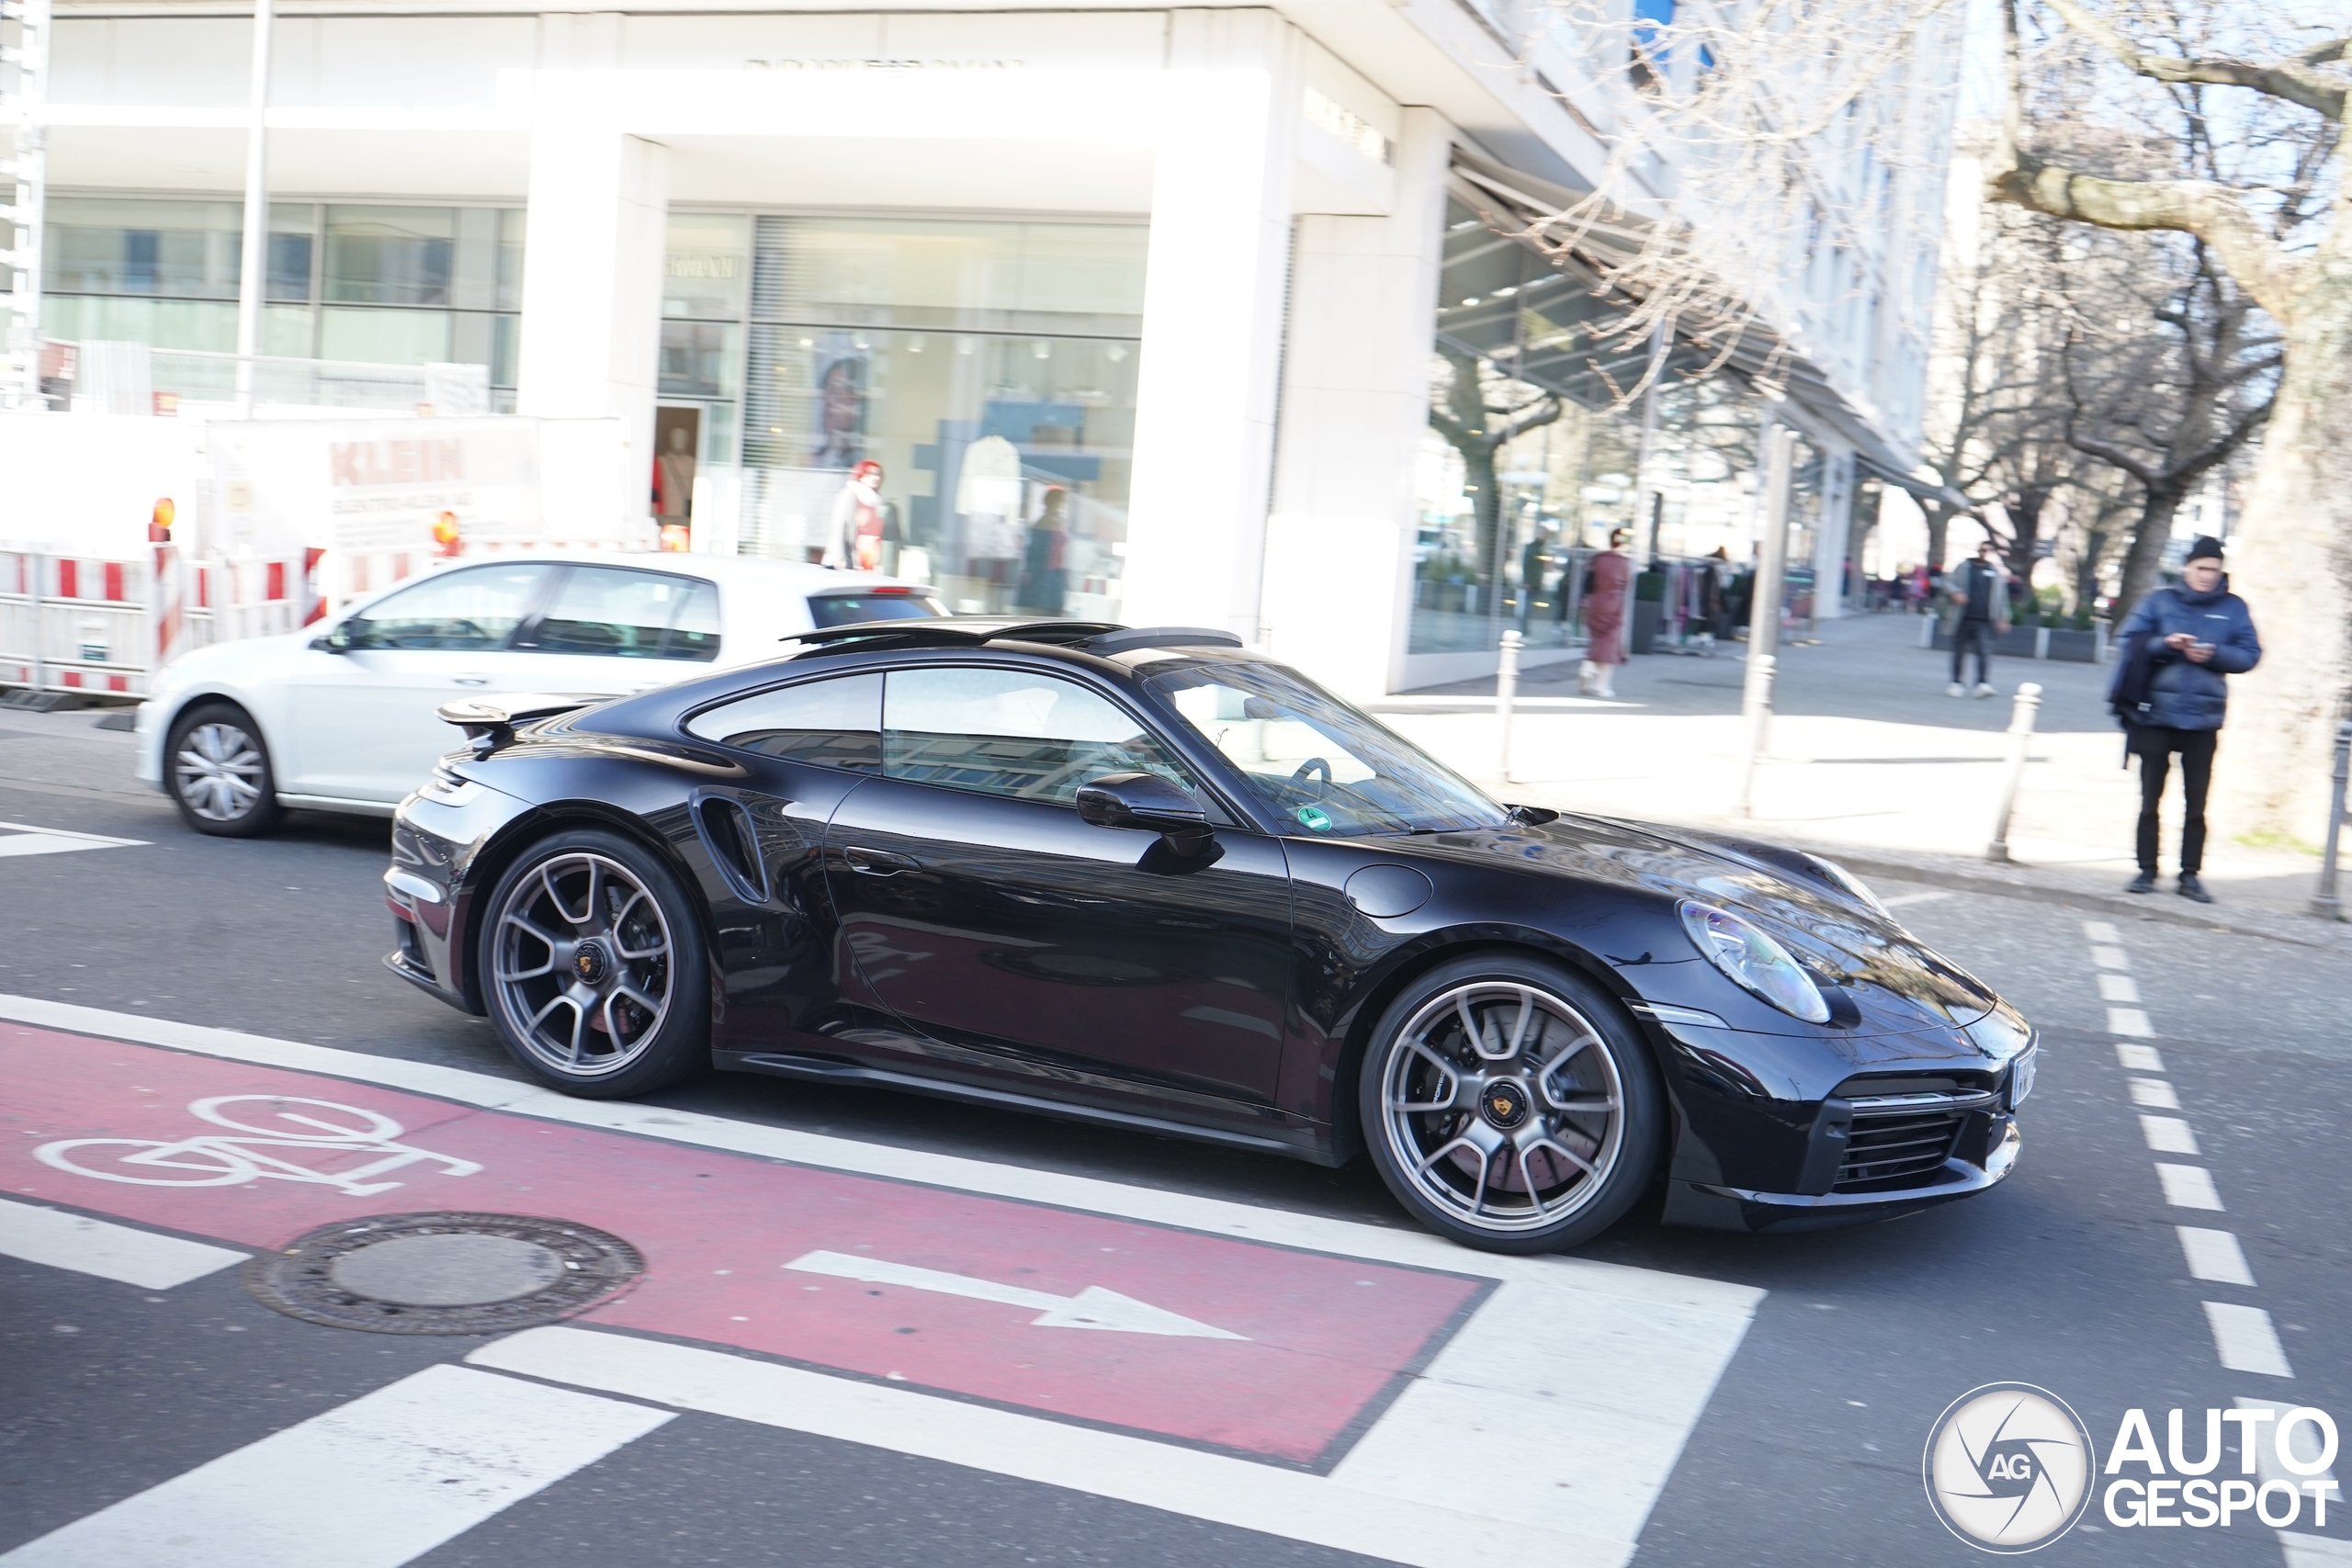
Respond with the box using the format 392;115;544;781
173;721;267;822
489;852;675;1079
1377;980;1625;1234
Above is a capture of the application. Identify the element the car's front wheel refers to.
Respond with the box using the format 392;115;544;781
165;702;286;837
480;828;710;1099
1359;953;1662;1253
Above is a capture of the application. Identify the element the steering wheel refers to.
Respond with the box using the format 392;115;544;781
1291;757;1333;795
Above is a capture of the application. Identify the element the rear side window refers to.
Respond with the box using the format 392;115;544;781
881;666;1194;806
531;567;720;660
684;672;882;772
807;591;944;629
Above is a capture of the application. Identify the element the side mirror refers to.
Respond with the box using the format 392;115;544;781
1076;771;1210;842
310;623;353;655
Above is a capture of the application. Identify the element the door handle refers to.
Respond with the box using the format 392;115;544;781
844;846;920;876
451;675;491;686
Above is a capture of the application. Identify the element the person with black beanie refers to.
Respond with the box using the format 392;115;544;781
2109;536;2262;903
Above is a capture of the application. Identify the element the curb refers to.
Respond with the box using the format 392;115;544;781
1821;847;2348;951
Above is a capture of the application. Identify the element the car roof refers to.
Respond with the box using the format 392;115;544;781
439;548;920;595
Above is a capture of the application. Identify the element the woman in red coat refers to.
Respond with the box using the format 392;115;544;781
1579;529;1633;697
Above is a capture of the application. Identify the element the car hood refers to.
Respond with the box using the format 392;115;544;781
1399;812;2003;1030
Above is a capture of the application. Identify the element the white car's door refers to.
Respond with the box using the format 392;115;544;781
503;563;725;696
283;561;558;803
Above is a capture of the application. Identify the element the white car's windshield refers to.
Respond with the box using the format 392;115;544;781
1145;661;1510;837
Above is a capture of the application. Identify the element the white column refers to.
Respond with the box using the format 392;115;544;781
1259;108;1449;702
1120;10;1300;639
1810;445;1855;618
515;84;668;528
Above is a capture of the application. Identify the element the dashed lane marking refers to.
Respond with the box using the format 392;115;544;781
2098;973;2142;1003
2156;1162;2226;1211
2117;1043;2165;1073
2140;1115;2200;1156
2109;1006;2157;1037
0;1195;244;1289
0;1366;671;1568
2130;1077;2184;1111
2177;1226;2256;1287
2203;1303;2296;1379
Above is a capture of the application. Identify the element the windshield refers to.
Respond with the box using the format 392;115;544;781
1145;661;1510;836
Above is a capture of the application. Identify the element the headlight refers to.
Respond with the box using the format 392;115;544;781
1678;900;1832;1023
1806;854;1890;919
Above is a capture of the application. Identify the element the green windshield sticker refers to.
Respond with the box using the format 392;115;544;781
1295;806;1332;831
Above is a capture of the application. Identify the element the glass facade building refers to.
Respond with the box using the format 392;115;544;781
662;212;1146;619
43;197;526;400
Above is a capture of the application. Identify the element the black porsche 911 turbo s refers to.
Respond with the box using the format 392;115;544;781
384;617;2031;1254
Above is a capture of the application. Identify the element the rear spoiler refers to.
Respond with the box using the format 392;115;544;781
435;694;594;757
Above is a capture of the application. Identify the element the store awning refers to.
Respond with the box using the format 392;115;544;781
1444;146;1924;484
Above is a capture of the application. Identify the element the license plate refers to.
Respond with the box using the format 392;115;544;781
2009;1047;2037;1108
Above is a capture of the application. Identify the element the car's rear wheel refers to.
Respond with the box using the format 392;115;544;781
480;828;709;1099
165;702;285;837
1358;953;1662;1254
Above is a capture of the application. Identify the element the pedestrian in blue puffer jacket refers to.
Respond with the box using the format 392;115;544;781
2110;536;2261;903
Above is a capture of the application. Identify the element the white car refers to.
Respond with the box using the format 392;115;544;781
137;551;943;835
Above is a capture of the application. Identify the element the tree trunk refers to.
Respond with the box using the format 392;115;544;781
1925;506;1954;577
2211;270;2352;846
1460;442;1501;595
2109;486;2183;628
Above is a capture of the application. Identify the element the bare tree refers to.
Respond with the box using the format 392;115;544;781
1987;0;2346;839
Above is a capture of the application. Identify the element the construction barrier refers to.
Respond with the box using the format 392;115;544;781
0;547;313;697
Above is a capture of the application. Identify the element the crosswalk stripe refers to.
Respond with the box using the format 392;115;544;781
471;1326;1634;1568
0;1366;671;1568
0;822;147;858
0;1197;245;1289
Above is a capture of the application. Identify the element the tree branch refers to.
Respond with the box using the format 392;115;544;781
2041;0;2346;122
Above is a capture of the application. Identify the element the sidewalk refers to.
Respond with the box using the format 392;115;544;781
1372;612;2343;946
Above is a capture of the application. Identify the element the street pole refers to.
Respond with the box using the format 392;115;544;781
1739;422;1794;817
1;0;50;410
232;0;273;417
2312;720;2352;920
1497;628;1521;785
1986;682;2042;863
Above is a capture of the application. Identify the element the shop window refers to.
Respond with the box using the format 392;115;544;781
326;207;455;306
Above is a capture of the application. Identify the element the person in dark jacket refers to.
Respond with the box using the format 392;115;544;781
2111;536;2261;903
1944;538;2012;697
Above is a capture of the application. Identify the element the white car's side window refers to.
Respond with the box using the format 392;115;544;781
529;567;720;661
345;565;550;651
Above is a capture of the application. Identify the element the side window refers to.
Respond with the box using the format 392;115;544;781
684;672;881;772
881;667;1195;806
344;563;548;650
530;567;720;660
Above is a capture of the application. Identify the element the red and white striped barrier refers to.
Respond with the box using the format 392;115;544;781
0;547;311;698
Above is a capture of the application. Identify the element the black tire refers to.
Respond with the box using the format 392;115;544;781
1357;952;1663;1254
478;827;711;1099
164;701;286;838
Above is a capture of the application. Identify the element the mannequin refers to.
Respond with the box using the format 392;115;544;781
823;459;887;572
654;425;696;526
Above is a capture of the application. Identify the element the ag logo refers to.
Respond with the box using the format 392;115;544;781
1923;1383;2098;1552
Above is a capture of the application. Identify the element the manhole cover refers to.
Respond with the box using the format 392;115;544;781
246;1213;642;1336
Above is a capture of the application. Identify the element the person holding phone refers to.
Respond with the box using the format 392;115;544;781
2109;536;2262;902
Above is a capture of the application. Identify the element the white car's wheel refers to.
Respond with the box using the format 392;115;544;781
165;702;286;838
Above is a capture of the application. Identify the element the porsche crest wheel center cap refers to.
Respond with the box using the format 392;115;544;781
1480;1079;1532;1131
571;940;610;985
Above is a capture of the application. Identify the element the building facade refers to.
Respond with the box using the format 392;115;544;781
23;0;1956;696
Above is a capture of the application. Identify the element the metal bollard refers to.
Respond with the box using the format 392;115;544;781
1985;682;2043;862
2312;721;2352;919
1738;652;1775;818
1497;629;1522;784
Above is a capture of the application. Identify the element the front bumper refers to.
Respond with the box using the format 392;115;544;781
382;776;534;1015
1664;1115;2021;1232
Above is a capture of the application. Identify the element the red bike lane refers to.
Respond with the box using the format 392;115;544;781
1;1022;1486;1466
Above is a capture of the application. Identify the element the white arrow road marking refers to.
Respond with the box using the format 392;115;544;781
0;821;148;858
786;1249;1247;1339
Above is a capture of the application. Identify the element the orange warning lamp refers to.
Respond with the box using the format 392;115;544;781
432;511;463;558
659;523;691;552
148;498;175;543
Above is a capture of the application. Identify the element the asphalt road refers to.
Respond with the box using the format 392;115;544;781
2;707;2346;1567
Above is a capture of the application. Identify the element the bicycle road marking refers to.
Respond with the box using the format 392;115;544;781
0;1366;670;1568
0;995;1762;1561
35;1094;482;1197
